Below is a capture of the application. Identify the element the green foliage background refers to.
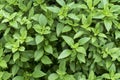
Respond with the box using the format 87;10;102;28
0;0;120;80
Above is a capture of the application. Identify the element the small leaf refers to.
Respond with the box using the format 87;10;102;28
13;52;20;62
58;49;72;59
77;54;85;63
56;0;65;6
98;33;107;38
109;63;116;73
39;14;47;26
34;49;44;61
0;60;7;68
74;31;84;39
12;65;19;76
44;45;53;54
0;72;3;78
62;25;72;33
56;23;64;36
86;0;92;9
104;19;112;31
62;36;74;46
78;37;90;45
9;21;18;29
32;70;46;78
35;35;44;44
19;46;25;51
114;73;120;79
76;47;86;54
88;70;95;80
20;27;27;39
68;13;79;20
102;73;110;79
0;48;3;57
48;73;58;80
115;30;120;39
47;6;60;13
13;76;24;80
2;72;11;80
110;5;120;12
41;55;52;64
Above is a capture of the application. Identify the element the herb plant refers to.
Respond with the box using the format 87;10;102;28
0;0;120;80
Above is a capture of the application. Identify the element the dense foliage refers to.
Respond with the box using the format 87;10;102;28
0;0;120;80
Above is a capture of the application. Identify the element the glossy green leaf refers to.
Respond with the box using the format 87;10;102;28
35;35;44;44
58;49;72;59
32;70;46;78
104;19;112;31
76;47;86;54
56;0;65;6
62;36;74;46
48;73;58;80
12;76;24;80
12;65;19;76
44;45;53;54
41;55;52;64
0;60;7;68
78;37;90;45
34;49;44;61
39;14;47;26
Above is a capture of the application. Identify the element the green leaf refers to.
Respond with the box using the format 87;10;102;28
56;23;64;36
12;65;19;76
0;60;7;68
64;75;76;80
62;36;74;46
77;54;85;63
20;27;27;39
62;25;72;33
104;19;112;31
48;73;58;80
32;69;46;78
93;0;100;6
74;31;84;39
76;47;86;54
114;73;120;79
39;14;47;26
0;48;3;57
110;5;120;12
98;33;107;38
109;63;116;73
56;0;65;6
41;55;52;64
13;52;20;62
88;70;95;80
12;76;24;80
47;6;60;13
44;45;53;54
35;35;44;44
0;72;3;78
9;21;18;29
78;37;90;45
115;30;120;39
102;73;110;79
106;59;112;69
19;46;25;51
2;72;11;80
86;0;92;9
68;13;79;20
34;49;44;61
58;49;72;59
